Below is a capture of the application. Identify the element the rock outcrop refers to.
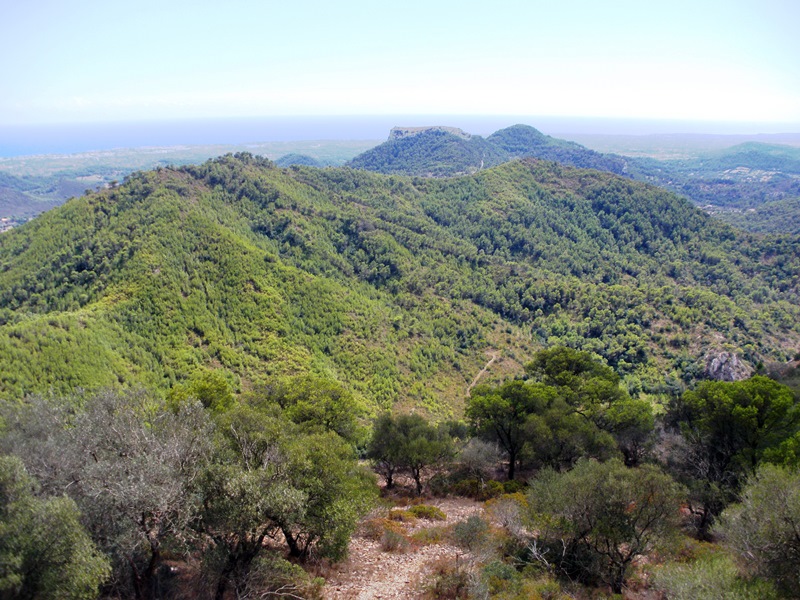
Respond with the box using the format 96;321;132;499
704;351;751;381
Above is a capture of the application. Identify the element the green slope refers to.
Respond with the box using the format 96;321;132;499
1;154;798;413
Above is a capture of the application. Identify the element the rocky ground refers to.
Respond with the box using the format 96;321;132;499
322;497;484;599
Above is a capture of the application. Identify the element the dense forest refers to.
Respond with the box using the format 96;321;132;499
1;153;800;598
1;153;799;411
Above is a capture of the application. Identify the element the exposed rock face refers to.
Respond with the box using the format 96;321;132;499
389;126;471;140
704;351;751;381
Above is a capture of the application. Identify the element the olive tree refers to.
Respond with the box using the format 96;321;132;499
367;413;452;494
1;390;214;600
527;458;684;594
0;455;110;599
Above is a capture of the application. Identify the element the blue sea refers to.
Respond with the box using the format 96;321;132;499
1;115;798;158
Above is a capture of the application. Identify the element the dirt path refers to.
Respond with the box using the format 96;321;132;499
467;350;499;393
323;499;483;599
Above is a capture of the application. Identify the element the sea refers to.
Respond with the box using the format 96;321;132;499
1;115;798;158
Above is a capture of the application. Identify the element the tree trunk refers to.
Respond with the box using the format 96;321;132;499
283;527;304;558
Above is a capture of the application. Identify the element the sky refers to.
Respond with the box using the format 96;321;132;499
1;0;799;127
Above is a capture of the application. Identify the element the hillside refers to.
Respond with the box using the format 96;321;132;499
1;153;798;413
487;124;629;174
347;129;508;176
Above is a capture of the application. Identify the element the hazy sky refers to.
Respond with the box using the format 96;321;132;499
2;0;798;126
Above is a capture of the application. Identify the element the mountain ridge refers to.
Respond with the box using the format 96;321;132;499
1;153;798;412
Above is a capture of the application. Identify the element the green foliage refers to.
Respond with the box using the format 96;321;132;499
487;124;629;174
632;142;800;228
467;380;556;479
0;390;214;598
282;430;377;560
407;504;447;521
527;458;685;594
168;368;235;414
468;348;655;478
452;515;490;552
666;375;800;538
348;129;508;177
252;375;367;444
367;412;453;494
715;464;800;596
274;153;323;168
1;153;799;414
0;455;110;600
651;547;779;600
349;125;629;179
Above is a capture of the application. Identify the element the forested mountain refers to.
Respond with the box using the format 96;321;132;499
487;124;629;174
1;153;798;413
347;129;508;176
349;127;800;234
347;124;631;177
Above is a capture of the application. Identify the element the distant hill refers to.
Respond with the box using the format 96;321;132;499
1;153;798;411
487;125;629;174
348;124;632;177
347;129;507;176
274;153;323;168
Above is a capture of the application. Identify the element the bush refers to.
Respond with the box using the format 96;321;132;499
360;517;404;541
714;464;800;596
451;515;489;551
452;477;504;500
482;559;522;595
239;553;325;600
388;509;417;522
527;458;684;593
411;526;449;545
652;551;778;600
502;479;525;494
423;558;471;599
408;504;447;521
380;529;411;553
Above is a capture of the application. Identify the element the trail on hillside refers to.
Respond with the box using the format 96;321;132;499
323;499;482;599
467;351;499;394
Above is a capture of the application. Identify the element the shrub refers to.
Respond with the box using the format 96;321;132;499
411;526;449;545
360;517;404;541
452;515;489;551
408;504;447;521
451;477;504;500
423;558;471;599
714;464;800;597
380;528;411;553
652;551;778;600
502;479;525;494
482;559;521;595
388;509;417;522
527;458;684;593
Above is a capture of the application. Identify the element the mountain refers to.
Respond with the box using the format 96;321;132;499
348;124;631;177
486;124;629;174
347;129;508;176
0;154;798;412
